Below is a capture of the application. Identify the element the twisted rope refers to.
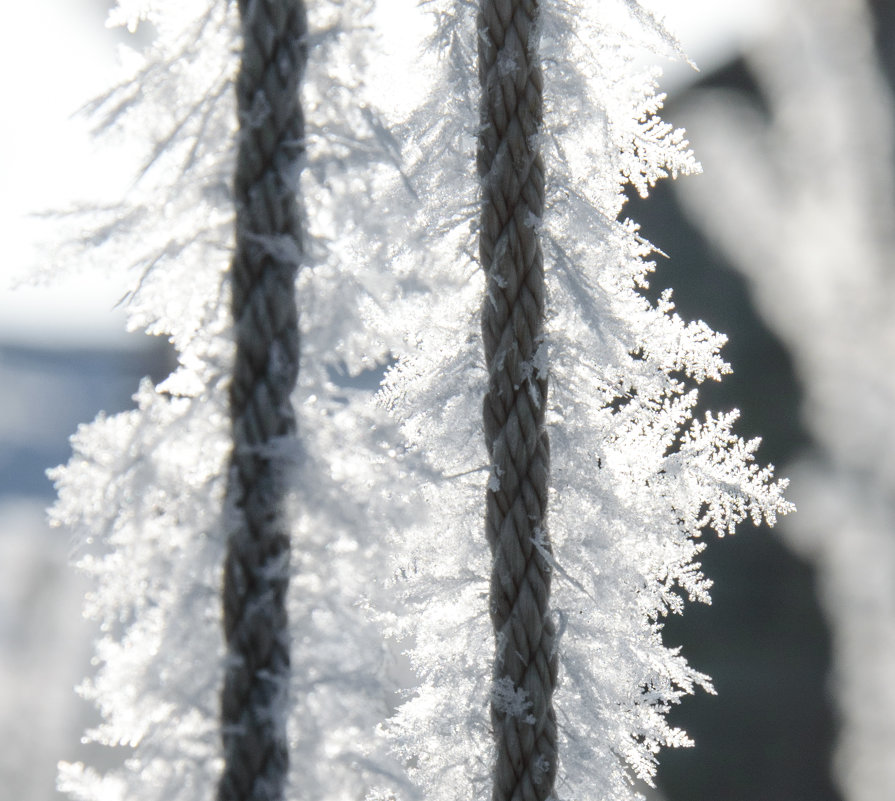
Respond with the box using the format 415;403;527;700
478;3;557;801
220;2;307;800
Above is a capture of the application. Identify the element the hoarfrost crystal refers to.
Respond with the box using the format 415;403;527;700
375;3;792;801
52;3;418;801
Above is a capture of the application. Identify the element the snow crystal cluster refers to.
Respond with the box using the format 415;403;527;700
51;2;418;801
376;3;791;801
51;2;791;801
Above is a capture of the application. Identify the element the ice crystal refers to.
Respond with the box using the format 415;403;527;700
51;3;418;801
50;4;792;801
374;3;791;801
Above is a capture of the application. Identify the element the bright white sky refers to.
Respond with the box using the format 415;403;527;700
0;0;771;347
0;1;132;346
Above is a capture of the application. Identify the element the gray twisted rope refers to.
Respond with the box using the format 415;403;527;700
477;2;558;801
219;1;306;800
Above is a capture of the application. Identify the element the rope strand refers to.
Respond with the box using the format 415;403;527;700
220;2;307;800
477;2;558;801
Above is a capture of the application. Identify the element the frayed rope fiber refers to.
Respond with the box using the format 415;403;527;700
478;2;559;801
219;1;307;800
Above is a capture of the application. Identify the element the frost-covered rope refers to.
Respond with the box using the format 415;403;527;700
219;1;307;800
478;2;558;801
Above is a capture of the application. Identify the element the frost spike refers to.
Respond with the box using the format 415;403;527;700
478;2;558;801
220;2;307;800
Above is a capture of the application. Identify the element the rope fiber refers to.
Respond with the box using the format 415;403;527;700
219;1;307;800
478;2;558;801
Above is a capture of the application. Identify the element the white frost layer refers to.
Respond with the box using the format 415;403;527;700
373;3;791;801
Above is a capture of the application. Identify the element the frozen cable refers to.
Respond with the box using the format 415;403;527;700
219;1;307;800
478;2;558;801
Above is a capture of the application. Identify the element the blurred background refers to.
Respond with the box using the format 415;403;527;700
1;1;893;799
